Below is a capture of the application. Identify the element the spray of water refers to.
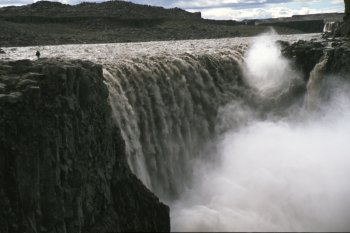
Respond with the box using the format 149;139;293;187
243;30;300;97
170;32;350;231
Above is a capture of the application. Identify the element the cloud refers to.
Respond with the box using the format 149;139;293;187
0;0;33;6
195;5;343;20
166;0;290;10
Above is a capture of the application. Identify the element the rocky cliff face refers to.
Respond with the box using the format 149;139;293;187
345;0;350;18
330;0;350;36
0;59;170;233
283;37;350;112
283;39;350;79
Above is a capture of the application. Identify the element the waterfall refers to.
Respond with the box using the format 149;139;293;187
83;33;350;231
1;32;347;231
103;68;152;188
323;21;340;34
103;51;247;199
323;22;335;33
304;55;328;110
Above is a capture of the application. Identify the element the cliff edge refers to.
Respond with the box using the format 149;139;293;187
0;58;170;232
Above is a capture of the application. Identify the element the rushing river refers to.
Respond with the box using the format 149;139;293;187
2;32;350;231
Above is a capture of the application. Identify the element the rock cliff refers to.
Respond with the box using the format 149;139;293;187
340;0;350;37
282;37;350;112
283;39;350;79
345;0;350;19
0;58;170;232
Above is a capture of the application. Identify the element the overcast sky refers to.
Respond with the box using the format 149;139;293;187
0;0;344;20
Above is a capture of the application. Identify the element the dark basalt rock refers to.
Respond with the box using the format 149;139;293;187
326;0;350;37
283;38;350;83
282;40;326;81
323;42;350;75
339;19;350;37
0;58;170;233
345;0;350;20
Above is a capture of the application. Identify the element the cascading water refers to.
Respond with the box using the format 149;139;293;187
103;52;247;199
323;21;337;33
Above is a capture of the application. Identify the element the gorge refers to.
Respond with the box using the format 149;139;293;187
1;25;350;233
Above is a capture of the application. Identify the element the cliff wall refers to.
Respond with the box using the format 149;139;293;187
0;59;169;233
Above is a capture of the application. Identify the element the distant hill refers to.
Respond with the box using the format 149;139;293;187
253;13;344;24
0;1;335;47
0;0;201;19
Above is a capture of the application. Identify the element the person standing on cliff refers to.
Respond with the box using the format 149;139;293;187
36;50;41;59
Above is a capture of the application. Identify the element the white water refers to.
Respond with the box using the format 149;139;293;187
243;30;300;97
323;22;337;33
171;33;350;231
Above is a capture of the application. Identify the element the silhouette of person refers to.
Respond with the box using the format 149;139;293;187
36;50;41;59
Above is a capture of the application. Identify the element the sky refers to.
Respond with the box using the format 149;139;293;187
0;0;345;20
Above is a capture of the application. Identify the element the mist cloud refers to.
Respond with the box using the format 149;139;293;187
171;32;350;232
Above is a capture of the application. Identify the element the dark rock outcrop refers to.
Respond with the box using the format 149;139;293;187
320;1;350;37
340;19;350;37
283;38;350;101
286;38;350;74
345;0;350;19
330;0;350;37
0;58;170;232
283;40;326;81
323;42;350;75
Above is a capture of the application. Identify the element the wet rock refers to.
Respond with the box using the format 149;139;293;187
283;40;325;81
0;92;23;104
0;83;5;93
324;44;350;75
16;79;38;90
22;72;46;80
281;38;349;115
0;49;5;54
8;59;32;67
276;40;290;50
345;0;350;20
340;20;350;37
8;59;33;74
